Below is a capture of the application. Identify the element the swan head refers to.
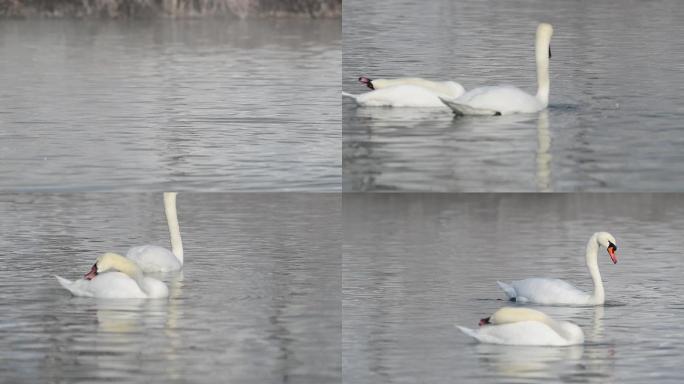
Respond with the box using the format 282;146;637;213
537;23;554;53
536;23;554;63
358;77;397;91
358;76;375;90
595;232;618;264
84;252;139;280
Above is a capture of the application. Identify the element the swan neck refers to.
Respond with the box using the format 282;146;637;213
586;234;604;304
164;192;183;265
112;255;147;291
535;31;551;107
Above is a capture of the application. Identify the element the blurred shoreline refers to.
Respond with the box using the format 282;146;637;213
0;0;341;19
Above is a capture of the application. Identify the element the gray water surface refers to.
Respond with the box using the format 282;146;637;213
0;193;340;383
0;19;341;191
344;194;684;383
343;0;684;191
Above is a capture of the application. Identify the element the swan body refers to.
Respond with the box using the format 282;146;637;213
441;23;554;116
56;253;169;299
343;85;456;108
126;192;183;272
457;307;584;346
498;232;618;305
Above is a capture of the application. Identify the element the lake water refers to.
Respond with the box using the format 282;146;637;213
343;0;684;191
0;19;341;191
0;193;340;383
343;194;684;383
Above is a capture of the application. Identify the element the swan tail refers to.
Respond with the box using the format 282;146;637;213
342;92;358;101
439;97;500;116
55;275;91;297
55;275;75;293
497;281;517;300
456;325;487;343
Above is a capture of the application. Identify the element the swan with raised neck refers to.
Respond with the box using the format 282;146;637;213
126;192;183;272
440;23;555;115
496;232;618;305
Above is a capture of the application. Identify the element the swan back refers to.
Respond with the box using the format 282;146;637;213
127;245;181;272
455;86;543;114
489;307;551;325
353;85;450;107
370;78;465;99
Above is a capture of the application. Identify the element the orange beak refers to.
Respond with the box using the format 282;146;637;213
84;263;98;280
608;247;617;264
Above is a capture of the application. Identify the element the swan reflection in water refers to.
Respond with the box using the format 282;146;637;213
90;272;184;379
344;105;551;191
536;111;551;191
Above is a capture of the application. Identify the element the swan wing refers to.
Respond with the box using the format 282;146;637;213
445;86;542;115
56;273;148;298
509;277;591;305
353;85;447;108
127;245;180;273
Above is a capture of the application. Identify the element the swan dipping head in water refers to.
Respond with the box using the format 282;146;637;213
85;252;140;280
458;307;584;346
56;252;169;299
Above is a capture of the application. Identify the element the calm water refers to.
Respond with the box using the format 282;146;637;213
0;19;341;191
0;194;340;383
344;194;684;383
343;0;684;191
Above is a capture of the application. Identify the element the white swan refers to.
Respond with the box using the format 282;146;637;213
126;192;183;272
343;76;466;108
457;307;584;346
55;252;169;299
497;232;618;305
440;23;554;116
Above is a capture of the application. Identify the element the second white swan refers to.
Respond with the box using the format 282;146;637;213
497;232;618;305
457;307;584;346
440;23;554;116
126;192;183;272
